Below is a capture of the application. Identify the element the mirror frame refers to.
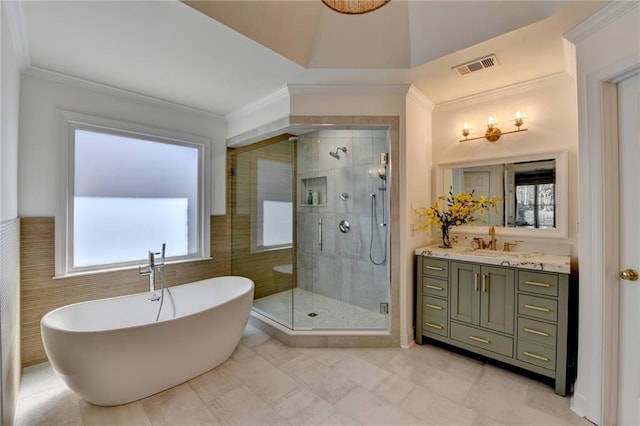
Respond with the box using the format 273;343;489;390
435;150;568;239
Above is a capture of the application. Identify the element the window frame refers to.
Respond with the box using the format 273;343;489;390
514;183;556;228
250;157;294;253
55;110;210;277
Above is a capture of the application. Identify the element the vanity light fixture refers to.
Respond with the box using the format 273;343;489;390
459;111;528;143
322;0;390;14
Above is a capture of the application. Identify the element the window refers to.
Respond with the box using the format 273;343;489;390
254;158;292;251
514;168;555;228
56;111;209;276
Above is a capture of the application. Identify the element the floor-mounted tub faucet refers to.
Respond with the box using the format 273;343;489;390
139;243;166;292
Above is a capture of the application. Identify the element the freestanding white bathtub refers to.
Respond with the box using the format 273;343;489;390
40;276;254;406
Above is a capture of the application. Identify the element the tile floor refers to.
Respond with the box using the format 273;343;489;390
15;325;590;426
252;289;388;330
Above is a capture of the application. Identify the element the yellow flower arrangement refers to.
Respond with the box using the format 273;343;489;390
414;189;500;247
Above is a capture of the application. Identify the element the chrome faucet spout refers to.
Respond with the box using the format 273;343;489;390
139;244;167;292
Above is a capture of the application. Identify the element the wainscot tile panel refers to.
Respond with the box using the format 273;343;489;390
20;216;230;367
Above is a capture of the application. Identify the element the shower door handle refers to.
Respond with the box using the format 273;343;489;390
318;218;323;251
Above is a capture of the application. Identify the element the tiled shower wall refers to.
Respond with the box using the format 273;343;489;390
297;129;390;313
1;219;20;426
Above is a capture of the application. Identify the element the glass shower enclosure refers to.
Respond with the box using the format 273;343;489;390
230;128;390;331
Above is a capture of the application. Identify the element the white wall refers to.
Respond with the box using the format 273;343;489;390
1;5;20;221
431;73;578;255
565;2;640;424
1;3;22;425
404;88;434;345
18;72;228;217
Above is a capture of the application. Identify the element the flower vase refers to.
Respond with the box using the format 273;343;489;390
440;225;452;248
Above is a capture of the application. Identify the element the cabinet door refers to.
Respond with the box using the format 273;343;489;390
480;266;515;334
451;262;481;325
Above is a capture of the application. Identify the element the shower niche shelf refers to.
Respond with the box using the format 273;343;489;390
301;176;327;206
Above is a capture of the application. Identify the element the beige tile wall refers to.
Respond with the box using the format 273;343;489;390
228;135;297;299
20;216;231;367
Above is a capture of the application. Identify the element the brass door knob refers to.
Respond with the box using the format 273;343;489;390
620;269;639;281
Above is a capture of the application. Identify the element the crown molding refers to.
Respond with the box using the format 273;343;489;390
3;0;31;70
226;116;291;148
564;1;639;44
287;84;412;96
225;85;290;123
406;85;434;112
23;66;223;119
434;72;570;112
226;83;415;127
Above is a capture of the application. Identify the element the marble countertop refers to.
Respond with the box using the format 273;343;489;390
415;245;571;274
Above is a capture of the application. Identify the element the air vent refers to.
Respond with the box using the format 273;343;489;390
453;54;499;76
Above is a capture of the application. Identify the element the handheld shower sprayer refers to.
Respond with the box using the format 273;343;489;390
329;147;347;159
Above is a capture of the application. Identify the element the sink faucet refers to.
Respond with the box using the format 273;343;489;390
139;244;166;292
488;226;497;250
503;241;518;252
472;237;489;250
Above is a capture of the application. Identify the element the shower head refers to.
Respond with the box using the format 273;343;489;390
329;147;347;159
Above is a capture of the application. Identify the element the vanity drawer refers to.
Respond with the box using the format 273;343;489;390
422;276;449;298
517;317;557;348
423;296;448;318
422;258;449;278
517;339;556;371
450;322;513;357
518;294;558;322
518;271;559;297
423;315;448;337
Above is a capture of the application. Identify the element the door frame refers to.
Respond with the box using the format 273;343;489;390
574;45;639;426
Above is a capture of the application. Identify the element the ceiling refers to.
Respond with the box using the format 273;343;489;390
18;1;607;117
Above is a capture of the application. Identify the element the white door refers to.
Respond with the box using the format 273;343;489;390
618;73;640;425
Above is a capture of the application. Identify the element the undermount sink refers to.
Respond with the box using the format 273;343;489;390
472;249;524;257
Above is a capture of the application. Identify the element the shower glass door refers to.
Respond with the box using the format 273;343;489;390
230;138;296;329
231;129;390;331
294;129;389;330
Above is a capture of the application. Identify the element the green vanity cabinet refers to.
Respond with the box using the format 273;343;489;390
416;255;574;396
450;262;515;334
416;257;450;344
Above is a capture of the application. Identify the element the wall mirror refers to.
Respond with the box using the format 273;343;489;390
436;150;568;239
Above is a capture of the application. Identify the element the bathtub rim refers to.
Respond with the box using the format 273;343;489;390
40;275;254;334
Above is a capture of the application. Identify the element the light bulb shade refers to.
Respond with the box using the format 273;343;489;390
322;0;390;14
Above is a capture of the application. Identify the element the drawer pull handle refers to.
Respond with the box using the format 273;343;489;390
425;284;444;291
482;274;488;293
524;280;552;288
523;327;551;337
425;322;443;330
426;266;444;271
425;303;443;310
524;304;551;313
469;335;491;344
474;273;479;291
523;351;550;362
